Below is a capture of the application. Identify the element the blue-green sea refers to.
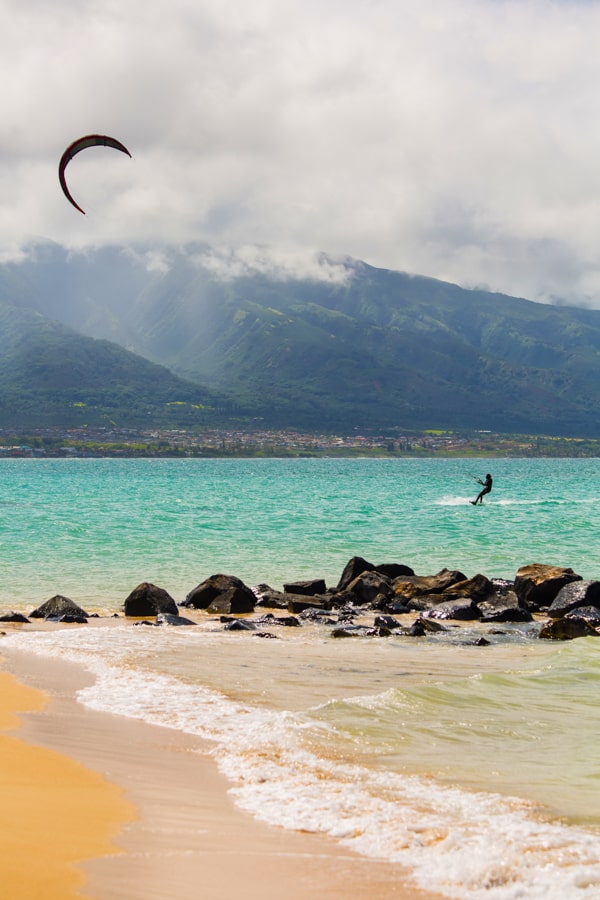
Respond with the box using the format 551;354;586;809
3;456;600;899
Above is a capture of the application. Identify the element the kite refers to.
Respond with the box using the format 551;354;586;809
58;134;132;214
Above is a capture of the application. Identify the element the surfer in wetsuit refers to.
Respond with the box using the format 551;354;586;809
471;473;492;505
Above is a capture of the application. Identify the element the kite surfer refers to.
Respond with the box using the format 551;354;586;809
471;473;493;505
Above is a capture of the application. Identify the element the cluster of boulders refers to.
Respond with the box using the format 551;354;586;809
2;558;600;642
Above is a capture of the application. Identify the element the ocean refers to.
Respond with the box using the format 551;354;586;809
2;456;600;898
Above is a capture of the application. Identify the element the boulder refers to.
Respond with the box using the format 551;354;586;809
30;595;89;620
444;573;494;601
336;556;374;591
123;583;178;617
156;613;197;626
548;580;600;618
422;598;481;621
514;564;581;611
345;571;393;606
478;591;533;623
255;588;289;609
375;562;415;579
538;616;598;640
283;579;327;596
182;574;256;612
206;587;256;615
0;612;30;623
392;569;467;601
287;595;329;614
223;619;256;631
565;606;600;628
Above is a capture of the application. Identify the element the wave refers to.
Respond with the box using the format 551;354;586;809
4;628;600;899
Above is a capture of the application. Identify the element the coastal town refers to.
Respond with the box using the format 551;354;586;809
0;426;598;458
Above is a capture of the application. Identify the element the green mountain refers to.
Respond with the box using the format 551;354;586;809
0;298;232;428
2;241;600;435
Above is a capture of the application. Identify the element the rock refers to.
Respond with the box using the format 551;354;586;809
283;579;327;596
564;606;600;628
375;562;415;579
47;612;88;624
182;574;256;613
156;613;197;626
338;556;380;591
0;612;30;623
444;573;494;601
373;615;403;630
298;606;336;623
392;569;468;601
255;614;301;627
548;580;600;618
123;583;178;617
223;619;256;631
30;595;89;620
287;595;329;614
255;589;289;609
254;631;279;639
345;571;393;606
538;616;598;640
514;564;581;611
207;587;256;615
478;591;533;623
422;598;481;621
331;625;379;638
385;600;412;614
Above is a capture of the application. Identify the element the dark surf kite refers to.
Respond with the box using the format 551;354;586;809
58;134;132;214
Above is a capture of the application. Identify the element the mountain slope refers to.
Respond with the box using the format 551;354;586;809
0;299;231;428
2;243;600;435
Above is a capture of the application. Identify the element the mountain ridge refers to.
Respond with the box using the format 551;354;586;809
1;242;599;435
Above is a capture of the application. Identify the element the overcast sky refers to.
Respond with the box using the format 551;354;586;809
3;0;600;305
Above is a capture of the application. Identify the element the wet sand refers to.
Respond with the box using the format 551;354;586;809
1;647;446;900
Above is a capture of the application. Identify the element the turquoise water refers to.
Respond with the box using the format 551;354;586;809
2;456;600;608
3;457;600;899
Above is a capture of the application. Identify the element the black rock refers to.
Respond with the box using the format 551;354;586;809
422;598;481;621
0;612;30;623
156;613;197;626
283;579;327;596
336;556;375;591
478;592;533;623
183;574;256;613
539;616;598;640
123;583;178;617
548;580;600;618
30;595;89;620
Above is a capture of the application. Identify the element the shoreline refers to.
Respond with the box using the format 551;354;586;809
2;647;446;900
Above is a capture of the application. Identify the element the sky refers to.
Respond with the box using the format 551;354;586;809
3;0;600;306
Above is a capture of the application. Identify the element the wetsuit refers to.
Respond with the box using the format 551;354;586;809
472;474;492;505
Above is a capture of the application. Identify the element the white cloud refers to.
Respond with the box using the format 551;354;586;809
2;0;600;304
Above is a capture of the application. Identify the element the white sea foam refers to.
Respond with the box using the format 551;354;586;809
4;626;600;900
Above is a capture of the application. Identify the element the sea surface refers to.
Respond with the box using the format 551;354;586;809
2;456;600;899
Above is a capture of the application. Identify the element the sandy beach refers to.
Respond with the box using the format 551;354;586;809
1;646;445;900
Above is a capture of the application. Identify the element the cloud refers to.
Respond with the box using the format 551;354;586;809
2;0;600;305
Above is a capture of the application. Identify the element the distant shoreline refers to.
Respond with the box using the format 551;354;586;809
0;427;599;459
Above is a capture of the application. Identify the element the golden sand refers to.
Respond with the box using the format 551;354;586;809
2;649;446;900
0;670;134;900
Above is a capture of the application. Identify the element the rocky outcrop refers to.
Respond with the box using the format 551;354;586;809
547;580;600;618
30;595;89;620
539;616;598;640
514;564;581;611
283;579;326;596
123;583;178;617
182;574;256;614
392;569;468;601
336;556;414;591
0;612;30;623
477;591;532;623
